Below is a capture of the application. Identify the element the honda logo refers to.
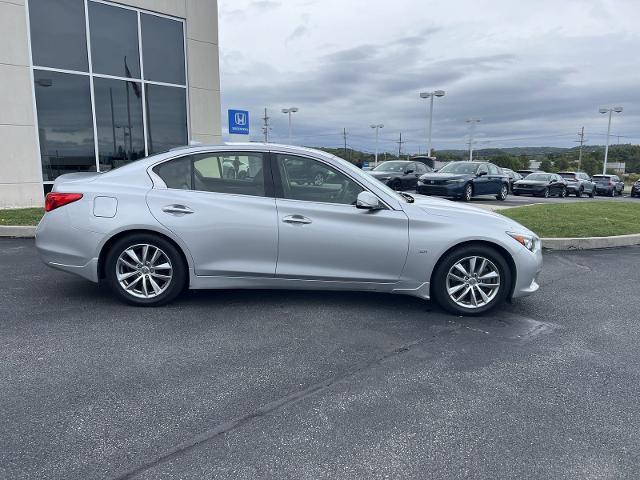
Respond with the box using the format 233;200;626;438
234;112;247;126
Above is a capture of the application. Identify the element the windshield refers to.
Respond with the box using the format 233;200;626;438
525;173;552;181
438;162;479;174
373;161;409;172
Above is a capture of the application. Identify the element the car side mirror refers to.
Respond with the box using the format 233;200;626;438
356;191;383;210
433;169;439;172
405;169;414;175
477;171;487;177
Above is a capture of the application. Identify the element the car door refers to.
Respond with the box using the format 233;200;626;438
473;164;490;194
146;151;278;277
487;164;503;194
412;163;428;189
273;153;409;283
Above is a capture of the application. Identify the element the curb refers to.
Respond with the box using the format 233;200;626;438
542;233;640;250
0;226;37;238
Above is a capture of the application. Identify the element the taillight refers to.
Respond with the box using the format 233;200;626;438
45;192;83;212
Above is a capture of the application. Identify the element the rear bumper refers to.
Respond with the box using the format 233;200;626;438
595;186;613;194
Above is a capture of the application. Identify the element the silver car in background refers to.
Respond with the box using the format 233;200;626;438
35;144;542;316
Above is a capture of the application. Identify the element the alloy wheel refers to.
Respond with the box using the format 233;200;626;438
116;244;173;299
464;184;473;201
446;256;501;309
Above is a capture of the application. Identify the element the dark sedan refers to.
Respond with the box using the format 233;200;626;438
512;173;568;198
592;174;624;197
417;161;510;201
368;161;432;190
501;168;523;193
631;179;640;198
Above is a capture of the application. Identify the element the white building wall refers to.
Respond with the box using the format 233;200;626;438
0;0;221;208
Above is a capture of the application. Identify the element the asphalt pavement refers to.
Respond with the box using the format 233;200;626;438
1;239;640;479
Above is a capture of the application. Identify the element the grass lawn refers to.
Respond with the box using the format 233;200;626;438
0;208;44;226
502;201;640;238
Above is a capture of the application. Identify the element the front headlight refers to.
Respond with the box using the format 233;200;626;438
507;232;540;252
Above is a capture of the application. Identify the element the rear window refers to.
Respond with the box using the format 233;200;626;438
559;173;576;180
592;176;610;183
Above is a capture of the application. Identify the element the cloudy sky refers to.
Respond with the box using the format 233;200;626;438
218;0;639;154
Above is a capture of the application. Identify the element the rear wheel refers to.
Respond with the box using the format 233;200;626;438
576;188;583;198
431;245;511;316
589;188;596;198
105;233;187;306
610;188;616;197
560;187;567;198
463;184;473;202
496;184;508;201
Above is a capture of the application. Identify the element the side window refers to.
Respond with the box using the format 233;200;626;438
153;156;192;190
488;164;499;175
477;164;488;175
405;162;416;173
193;152;265;196
416;163;428;174
276;154;363;205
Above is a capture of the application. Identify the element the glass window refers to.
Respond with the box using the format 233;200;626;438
29;0;88;72
276;154;363;205
93;78;145;171
488;164;499;175
193;153;266;196
89;1;141;78
145;84;188;154
141;13;186;85
153;156;192;190
34;71;96;181
477;164;489;175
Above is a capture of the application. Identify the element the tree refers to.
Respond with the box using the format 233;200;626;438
539;159;553;172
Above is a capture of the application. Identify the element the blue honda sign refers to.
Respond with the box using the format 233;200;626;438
228;109;249;135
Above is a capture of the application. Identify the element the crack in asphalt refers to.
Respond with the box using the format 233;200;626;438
112;329;457;480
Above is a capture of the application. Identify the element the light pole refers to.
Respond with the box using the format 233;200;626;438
281;107;299;143
465;118;481;160
599;106;623;174
419;90;445;157
370;124;384;167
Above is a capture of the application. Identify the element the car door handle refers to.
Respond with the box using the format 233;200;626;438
282;215;312;225
162;204;194;215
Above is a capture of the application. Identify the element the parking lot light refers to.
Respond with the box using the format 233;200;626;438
419;90;446;157
370;124;384;167
599;106;623;174
281;107;299;144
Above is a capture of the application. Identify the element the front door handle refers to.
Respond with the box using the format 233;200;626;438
162;204;194;215
282;214;312;225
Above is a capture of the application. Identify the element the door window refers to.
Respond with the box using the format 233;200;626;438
276;154;363;205
488;164;499;175
477;164;488;175
153;152;266;196
416;163;428;174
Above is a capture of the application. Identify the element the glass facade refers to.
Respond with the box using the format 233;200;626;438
28;0;188;181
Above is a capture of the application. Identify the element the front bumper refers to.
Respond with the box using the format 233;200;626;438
511;244;543;299
416;182;465;197
632;185;640;196
512;186;546;196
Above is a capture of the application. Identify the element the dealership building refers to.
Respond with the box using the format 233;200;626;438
0;0;221;207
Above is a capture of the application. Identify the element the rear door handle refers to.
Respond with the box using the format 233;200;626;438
282;214;312;225
162;204;194;215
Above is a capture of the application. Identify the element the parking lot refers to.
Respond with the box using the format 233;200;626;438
2;238;640;479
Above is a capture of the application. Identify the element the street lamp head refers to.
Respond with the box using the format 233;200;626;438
420;92;430;99
281;108;289;114
434;90;445;97
599;108;608;114
370;124;384;129
290;107;299;113
614;106;623;113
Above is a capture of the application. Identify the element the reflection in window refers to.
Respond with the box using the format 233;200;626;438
93;78;145;171
89;1;141;78
145;85;188;154
141;13;186;85
29;0;88;72
193;153;265;196
153;156;192;190
34;71;95;181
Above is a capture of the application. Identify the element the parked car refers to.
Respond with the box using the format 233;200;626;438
512;173;568;198
631;179;640;198
501;168;523;193
417;161;510;201
516;169;537;177
557;171;596;198
35;144;542;316
368;160;432;190
592;174;624;197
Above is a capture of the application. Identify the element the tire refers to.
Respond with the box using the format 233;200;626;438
104;233;187;307
576;188;583;198
496;184;508;201
543;188;550;198
560;187;567;198
610;188;616;197
463;184;473;202
589;188;595;198
431;244;512;316
390;179;402;191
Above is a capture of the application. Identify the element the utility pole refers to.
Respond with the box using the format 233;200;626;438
261;108;271;143
343;128;347;156
466;118;481;161
576;126;585;169
396;132;405;158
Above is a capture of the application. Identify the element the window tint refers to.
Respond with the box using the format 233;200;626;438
276;154;363;205
89;1;140;78
141;14;186;85
193;153;266;196
477;164;488;175
154;156;192;190
29;0;88;71
416;163;428;174
145;84;188;154
488;164;499;175
34;71;95;181
93;78;145;171
406;163;416;173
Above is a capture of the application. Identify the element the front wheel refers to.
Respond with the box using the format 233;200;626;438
496;184;508;201
431;245;511;316
589;188;596;198
104;233;187;306
463;184;473;202
390;179;402;191
560;187;567;198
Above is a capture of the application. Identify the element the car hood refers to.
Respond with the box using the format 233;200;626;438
404;194;535;235
419;172;470;181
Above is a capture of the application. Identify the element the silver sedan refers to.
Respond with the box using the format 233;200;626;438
35;144;542;316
